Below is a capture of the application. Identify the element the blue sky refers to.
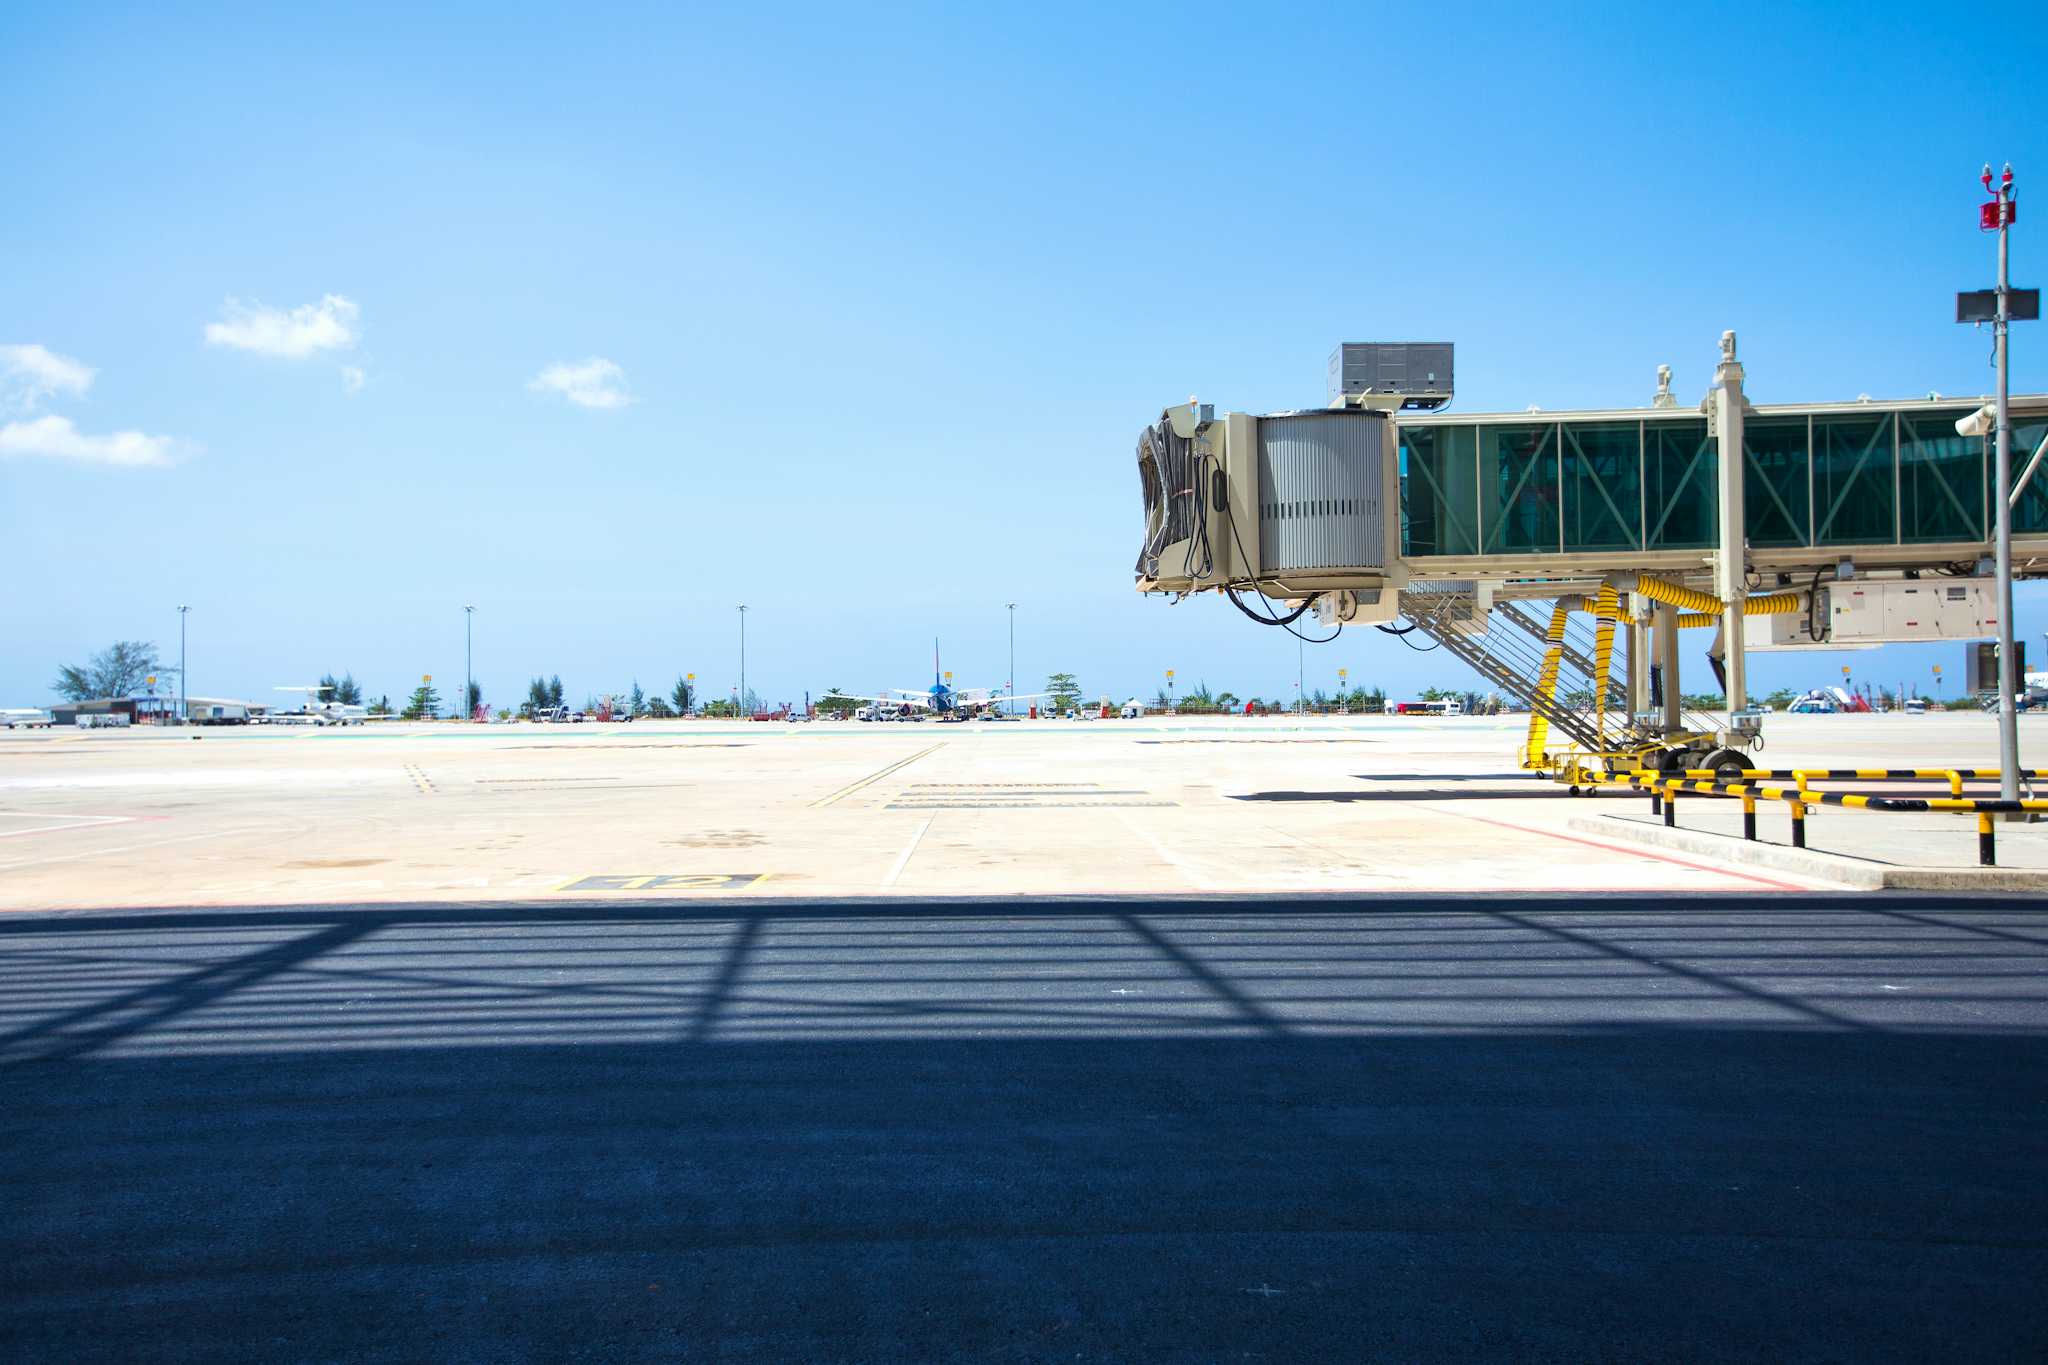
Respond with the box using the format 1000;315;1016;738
3;2;2045;711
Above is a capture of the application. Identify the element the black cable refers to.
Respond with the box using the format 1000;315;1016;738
1224;585;1340;642
1804;566;1828;642
1217;502;1338;640
1390;628;1440;652
1226;584;1316;625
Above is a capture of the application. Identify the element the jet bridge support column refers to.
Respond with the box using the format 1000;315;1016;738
1626;604;1648;722
1713;331;1749;728
1657;602;1681;738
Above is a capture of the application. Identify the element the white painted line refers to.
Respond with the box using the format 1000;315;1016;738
0;813;137;839
0;826;258;874
880;816;933;890
1114;812;1216;891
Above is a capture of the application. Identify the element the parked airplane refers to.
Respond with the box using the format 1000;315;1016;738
847;642;1050;718
265;686;377;725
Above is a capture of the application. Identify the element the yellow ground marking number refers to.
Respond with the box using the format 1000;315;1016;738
557;873;771;892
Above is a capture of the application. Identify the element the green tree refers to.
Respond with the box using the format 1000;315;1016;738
316;672;364;705
369;694;392;715
644;694;674;718
1763;687;1799;709
401;681;442;720
1215;690;1239;711
629;680;646;718
52;640;159;702
1046;673;1082;712
817;688;860;716
547;675;565;708
670;675;695;715
464;681;482;717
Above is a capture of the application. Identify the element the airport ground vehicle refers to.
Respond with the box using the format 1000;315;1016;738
1387;699;1463;716
1904;698;1928;715
1;708;54;729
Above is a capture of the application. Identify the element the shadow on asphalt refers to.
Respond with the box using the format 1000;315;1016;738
4;894;2046;1361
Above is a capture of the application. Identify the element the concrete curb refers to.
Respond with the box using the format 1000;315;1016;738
1565;814;2048;892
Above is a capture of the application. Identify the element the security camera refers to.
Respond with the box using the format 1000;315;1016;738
1956;404;1994;438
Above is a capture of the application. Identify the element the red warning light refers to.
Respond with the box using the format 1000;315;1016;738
1980;163;2016;231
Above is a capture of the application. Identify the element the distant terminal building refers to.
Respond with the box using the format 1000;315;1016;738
51;696;175;726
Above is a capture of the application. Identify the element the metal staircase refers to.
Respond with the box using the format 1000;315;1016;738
1392;582;1722;769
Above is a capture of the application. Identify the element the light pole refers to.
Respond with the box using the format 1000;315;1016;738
737;605;748;718
1297;637;1305;715
464;605;475;722
1958;164;2028;794
1006;602;1016;715
177;605;189;722
1990;165;2021;798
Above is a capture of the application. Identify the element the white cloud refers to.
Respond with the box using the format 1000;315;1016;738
528;356;631;409
340;365;366;394
1;343;96;412
205;294;359;359
0;415;176;467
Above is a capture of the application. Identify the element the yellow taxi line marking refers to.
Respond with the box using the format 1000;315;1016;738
809;743;946;809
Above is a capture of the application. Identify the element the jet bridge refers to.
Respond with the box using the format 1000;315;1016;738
1135;334;2048;777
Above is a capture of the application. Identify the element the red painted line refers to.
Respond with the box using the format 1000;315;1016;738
1407;802;1810;893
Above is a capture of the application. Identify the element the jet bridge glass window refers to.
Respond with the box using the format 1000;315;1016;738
1814;414;1897;545
1559;421;1640;552
1742;417;1811;547
1398;424;1478;557
1644;418;1717;549
2015;415;2048;536
1900;411;1986;544
1480;424;1560;555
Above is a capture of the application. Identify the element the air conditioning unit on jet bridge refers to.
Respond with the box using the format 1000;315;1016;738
1134;398;1396;606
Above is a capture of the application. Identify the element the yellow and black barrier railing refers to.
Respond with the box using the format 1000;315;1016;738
1611;767;2048;867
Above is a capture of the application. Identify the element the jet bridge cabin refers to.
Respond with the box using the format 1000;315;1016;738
1135;398;1401;609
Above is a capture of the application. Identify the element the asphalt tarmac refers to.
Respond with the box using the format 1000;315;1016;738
5;892;2046;1361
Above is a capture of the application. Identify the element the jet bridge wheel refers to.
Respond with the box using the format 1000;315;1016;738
1656;746;1747;780
1700;748;1751;781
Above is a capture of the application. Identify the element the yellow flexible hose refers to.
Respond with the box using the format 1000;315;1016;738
1635;576;1802;619
1523;600;1571;769
1592;583;1617;743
